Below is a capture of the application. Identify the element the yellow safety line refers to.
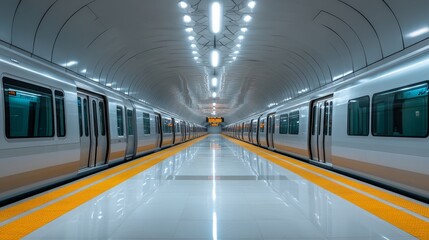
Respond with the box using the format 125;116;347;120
225;136;429;240
0;136;206;240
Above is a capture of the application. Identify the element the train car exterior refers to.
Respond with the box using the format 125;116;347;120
0;45;206;203
224;47;429;200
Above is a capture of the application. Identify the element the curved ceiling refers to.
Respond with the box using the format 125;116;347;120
0;0;428;123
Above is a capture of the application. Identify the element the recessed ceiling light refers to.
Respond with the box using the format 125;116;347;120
183;15;191;23
248;1;256;9
211;50;220;67
185;27;193;32
192;51;197;54
191;44;196;48
212;92;217;98
236;44;241;47
188;36;195;40
61;61;78;67
194;56;199;60
238;35;244;40
233;56;237;60
81;69;87;73
240;27;248;32
213;103;216;106
179;1;188;9
234;51;239;54
210;2;222;34
106;83;112;87
244;15;252;22
211;77;218;87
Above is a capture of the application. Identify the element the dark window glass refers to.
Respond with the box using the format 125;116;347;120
329;101;333;136
163;118;172;133
116;106;124;136
99;101;106;136
348;96;370;136
176;123;180;133
3;77;53;138
92;100;98;136
143;112;151;134
83;98;89;136
127;109;133;135
324;102;329;136
279;114;289;134
252;120;257;133
289;111;300;134
77;97;83;137
372;83;428;137
55;91;66;137
260;120;265;132
311;106;317;135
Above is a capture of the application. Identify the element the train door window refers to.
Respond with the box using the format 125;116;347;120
92;100;98;136
348;96;369;136
143;112;151;134
289;111;299;134
83;99;89;136
99;102;106;136
78;97;83;137
127;109;133;135
55;90;66;137
176;123;180;133
3;77;54;138
311;106;317;135
329;101;333;136
260;120;265;132
372;82;428;137
116;106;124;136
279;114;288;134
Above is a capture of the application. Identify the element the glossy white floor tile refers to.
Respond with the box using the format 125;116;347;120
24;135;417;240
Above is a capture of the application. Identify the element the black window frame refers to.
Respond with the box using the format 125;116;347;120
347;96;370;136
3;77;54;138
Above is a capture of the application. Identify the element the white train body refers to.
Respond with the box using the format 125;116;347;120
0;45;206;203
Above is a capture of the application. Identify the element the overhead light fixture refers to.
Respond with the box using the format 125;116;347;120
240;27;248;32
192;51;197;54
212;112;216;115
236;44;241;48
106;83;112;87
188;36;195;40
238;35;244;40
185;27;193;32
234;51;239;54
81;69;87;73
61;61;78;67
191;43;196;48
211;50;220;67
210;2;222;34
233;56;237;60
407;27;429;38
212;92;217;98
179;1;188;9
213;103;216;106
183;15;191;23
244;15;252;22
211;77;218;87
194;56;199;60
248;1;256;9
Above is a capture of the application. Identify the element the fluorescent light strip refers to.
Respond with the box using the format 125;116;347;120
211;50;219;67
210;2;222;34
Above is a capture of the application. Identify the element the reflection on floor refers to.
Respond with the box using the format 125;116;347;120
11;135;426;239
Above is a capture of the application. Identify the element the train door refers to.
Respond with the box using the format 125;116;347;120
77;92;108;169
155;113;162;148
267;113;275;149
125;107;136;159
309;96;333;163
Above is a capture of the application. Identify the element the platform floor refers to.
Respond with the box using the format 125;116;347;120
1;134;429;240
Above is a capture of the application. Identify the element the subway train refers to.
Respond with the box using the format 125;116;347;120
223;45;429;201
0;44;206;204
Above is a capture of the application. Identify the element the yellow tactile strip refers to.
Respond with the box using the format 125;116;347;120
0;136;206;240
225;136;429;240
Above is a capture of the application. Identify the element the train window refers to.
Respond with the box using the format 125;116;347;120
92;100;98;136
260;120;265;132
77;98;83;137
348;96;369;136
83;98;89;136
372;82;428;137
289;111;299;134
279;114;288;134
311;106;317;135
116;106;124;136
127;109;133;135
162;118;172;133
54;91;66;137
329;101;333;136
99;102;106;136
143;112;151;134
3;77;54;138
176;123;180;133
